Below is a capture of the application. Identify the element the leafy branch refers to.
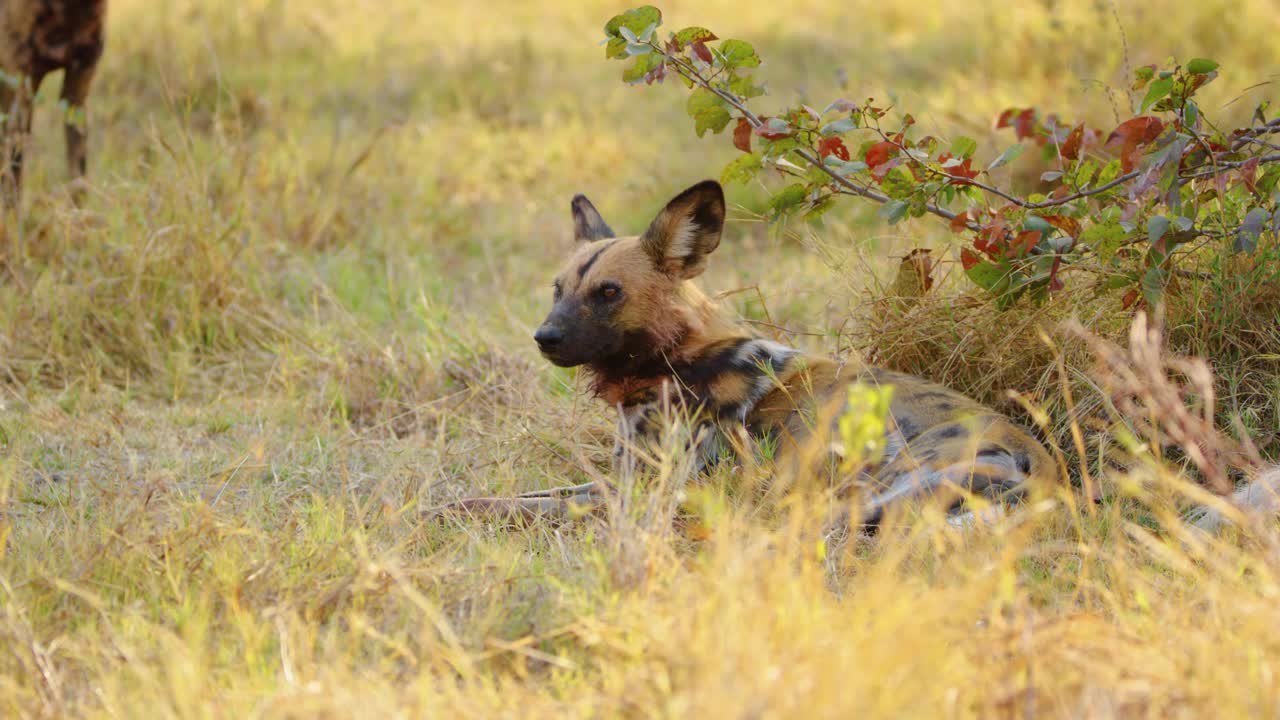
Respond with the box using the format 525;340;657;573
602;6;1280;309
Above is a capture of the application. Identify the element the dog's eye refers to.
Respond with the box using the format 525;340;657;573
552;282;563;300
597;282;621;301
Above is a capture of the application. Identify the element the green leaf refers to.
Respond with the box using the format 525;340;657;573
1135;66;1155;83
1147;215;1170;245
721;153;762;185
1075;160;1098;187
987;143;1025;171
881;166;915;200
769;183;806;213
1141;77;1173;112
1141;266;1167;307
1024;215;1053;233
693;107;732;137
965;260;1008;291
1186;58;1219;75
834;159;868;176
719;39;760;68
878;200;909;225
1097;158;1122;186
621;53;663;84
820;118;857;136
673;26;717;46
605;37;628;59
1102;273;1136;290
686;88;724;118
804;197;837;221
727;74;765;99
605;6;662;38
1182;99;1200;127
1235;207;1270;254
950;136;978;159
760;135;799;157
1080;221;1128;262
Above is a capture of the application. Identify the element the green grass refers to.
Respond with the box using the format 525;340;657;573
2;0;1280;716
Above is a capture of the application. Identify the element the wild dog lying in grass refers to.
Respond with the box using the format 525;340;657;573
0;0;106;205
452;179;1065;530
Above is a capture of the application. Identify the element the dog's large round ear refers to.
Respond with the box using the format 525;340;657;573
570;194;615;243
639;180;725;279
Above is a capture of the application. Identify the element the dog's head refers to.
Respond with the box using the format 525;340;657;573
534;180;726;371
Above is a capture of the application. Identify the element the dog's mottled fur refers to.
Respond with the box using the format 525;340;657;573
0;0;106;204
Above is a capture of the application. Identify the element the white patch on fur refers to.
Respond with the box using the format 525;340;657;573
736;339;800;422
666;217;700;261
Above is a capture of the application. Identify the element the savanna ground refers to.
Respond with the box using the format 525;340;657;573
2;0;1280;717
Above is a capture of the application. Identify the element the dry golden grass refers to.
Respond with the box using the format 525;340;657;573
2;0;1279;717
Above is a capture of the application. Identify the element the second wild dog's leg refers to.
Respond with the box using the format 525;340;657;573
0;75;36;210
61;59;99;203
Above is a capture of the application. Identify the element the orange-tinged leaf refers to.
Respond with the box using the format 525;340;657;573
1121;287;1140;310
733;118;752;153
1061;123;1085;160
960;247;981;271
1106;117;1164;147
1040;215;1082;237
949;210;971;234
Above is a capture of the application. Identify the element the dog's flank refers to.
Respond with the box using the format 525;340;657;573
0;0;107;205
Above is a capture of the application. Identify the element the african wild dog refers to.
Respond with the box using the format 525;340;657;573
452;179;1065;530
0;0;106;205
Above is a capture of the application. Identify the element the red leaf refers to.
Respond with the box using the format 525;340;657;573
865;141;896;169
974;229;999;260
1106;117;1165;173
733;118;752;153
1106;117;1164;148
1121;288;1140;310
691;41;713;64
960;247;981;271
997;108;1019;129
949;210;971;234
1008;230;1041;259
818;136;850;161
1013;109;1037;141
938;152;979;185
754;117;794;140
1061;123;1085;160
1048;255;1064;292
1239;157;1261;194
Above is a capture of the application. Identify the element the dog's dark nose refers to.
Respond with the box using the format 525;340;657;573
533;325;563;350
